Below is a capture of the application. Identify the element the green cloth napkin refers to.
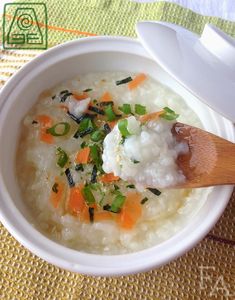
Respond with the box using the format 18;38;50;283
3;0;235;48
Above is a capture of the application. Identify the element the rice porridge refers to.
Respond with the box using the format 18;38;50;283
16;72;211;254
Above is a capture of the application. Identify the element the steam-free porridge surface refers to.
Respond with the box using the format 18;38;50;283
16;72;211;254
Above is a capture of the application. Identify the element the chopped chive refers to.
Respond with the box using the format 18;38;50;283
89;144;102;166
141;197;148;205
118;119;131;138
65;168;75;187
88;207;94;223
79;118;95;132
52;183;58;193
100;101;114;106
60;92;73;102
32;120;38;124
82;185;95;205
79;127;94;138
110;194;126;213
160;107;179;120
116;76;132;85
135;104;146;115
91;165;98;183
118;103;132;114
47;122;70;137
147;188;161;196
91;130;104;142
103;123;111;134
83;88;93;92
88;106;104;115
56;147;68;168
75;164;84;172
104;104;116;121
126;184;135;189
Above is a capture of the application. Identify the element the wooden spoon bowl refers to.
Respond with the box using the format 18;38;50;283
172;122;235;188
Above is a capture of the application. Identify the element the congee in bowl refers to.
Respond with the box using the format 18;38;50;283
16;72;211;254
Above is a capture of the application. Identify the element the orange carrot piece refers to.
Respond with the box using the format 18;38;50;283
68;184;86;214
100;173;120;183
75;147;90;164
100;91;112;102
50;178;65;208
36;115;54;144
72;92;89;101
107;120;117;129
40;129;54;144
94;211;113;222
36;114;53;127
117;192;142;230
139;111;164;123
80;206;90;223
128;73;147;90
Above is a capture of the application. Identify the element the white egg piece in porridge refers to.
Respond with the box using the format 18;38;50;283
16;72;211;254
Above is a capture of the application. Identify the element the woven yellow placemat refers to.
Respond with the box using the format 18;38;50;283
0;1;235;299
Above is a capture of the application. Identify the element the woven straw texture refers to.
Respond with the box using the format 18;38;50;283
0;1;235;299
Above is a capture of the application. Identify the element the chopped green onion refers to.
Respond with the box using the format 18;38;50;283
141;197;148;205
110;194;126;213
83;88;93;92
88;207;94;223
74;118;95;138
75;164;84;172
104;104;116;121
79;118;95;133
47;122;70;136
147;188;161;196
80;141;87;149
89;145;103;172
160;107;179;120
126;184;135;189
116;76;132;85
118;119;131;138
56;147;68;168
91;130;104;142
52;183;58;193
135;104;146;115
82;185;95;205
118;103;132;114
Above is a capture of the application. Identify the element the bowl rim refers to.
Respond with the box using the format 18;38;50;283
0;36;234;276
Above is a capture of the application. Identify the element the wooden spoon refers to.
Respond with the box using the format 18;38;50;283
172;122;235;188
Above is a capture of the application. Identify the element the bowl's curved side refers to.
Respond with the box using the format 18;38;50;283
0;36;234;276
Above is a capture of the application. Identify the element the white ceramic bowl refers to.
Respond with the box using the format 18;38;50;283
0;37;234;276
